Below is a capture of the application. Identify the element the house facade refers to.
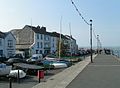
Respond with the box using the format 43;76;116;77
29;26;58;56
0;31;16;58
11;25;78;58
65;35;78;55
12;25;58;57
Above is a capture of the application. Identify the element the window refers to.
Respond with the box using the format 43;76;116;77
8;51;13;57
0;39;2;46
52;43;54;48
37;42;39;48
53;37;54;42
37;34;39;39
44;35;46;40
41;34;43;40
40;50;42;54
36;50;39;54
8;40;13;47
0;50;3;57
45;43;49;47
44;35;49;41
40;42;43;48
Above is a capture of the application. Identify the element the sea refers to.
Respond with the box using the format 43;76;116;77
105;46;120;58
80;46;120;58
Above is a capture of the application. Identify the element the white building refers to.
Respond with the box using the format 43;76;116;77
11;25;78;57
65;35;78;55
11;25;58;57
0;31;16;58
50;33;59;54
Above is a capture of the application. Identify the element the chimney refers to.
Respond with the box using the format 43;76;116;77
41;26;46;32
37;25;40;29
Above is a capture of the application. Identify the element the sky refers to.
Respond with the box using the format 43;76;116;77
0;0;120;47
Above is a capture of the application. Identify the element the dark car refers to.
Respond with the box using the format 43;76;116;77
0;57;8;62
6;58;27;65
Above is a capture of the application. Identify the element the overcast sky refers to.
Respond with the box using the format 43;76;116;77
0;0;120;47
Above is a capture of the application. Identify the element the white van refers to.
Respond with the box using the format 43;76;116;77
30;54;43;61
15;51;25;59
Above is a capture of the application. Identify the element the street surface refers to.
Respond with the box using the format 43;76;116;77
66;54;120;88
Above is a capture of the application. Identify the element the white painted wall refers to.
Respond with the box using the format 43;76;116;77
50;36;57;54
0;38;5;57
4;33;16;58
31;33;44;55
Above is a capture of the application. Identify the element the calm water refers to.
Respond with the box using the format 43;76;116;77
108;47;120;57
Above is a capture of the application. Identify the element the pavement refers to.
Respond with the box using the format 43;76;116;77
32;55;97;88
66;54;120;88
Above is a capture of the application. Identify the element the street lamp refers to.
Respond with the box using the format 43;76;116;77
90;20;93;63
97;35;99;54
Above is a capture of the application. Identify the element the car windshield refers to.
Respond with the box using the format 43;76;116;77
32;57;38;60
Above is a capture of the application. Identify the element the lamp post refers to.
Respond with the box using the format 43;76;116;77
97;35;99;54
90;20;93;63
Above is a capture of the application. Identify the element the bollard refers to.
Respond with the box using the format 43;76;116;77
39;76;41;83
18;70;20;83
9;78;12;88
38;70;41;83
37;70;44;83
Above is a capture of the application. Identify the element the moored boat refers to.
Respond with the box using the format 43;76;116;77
9;69;26;78
51;62;67;68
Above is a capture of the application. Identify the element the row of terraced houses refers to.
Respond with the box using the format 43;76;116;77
0;25;78;58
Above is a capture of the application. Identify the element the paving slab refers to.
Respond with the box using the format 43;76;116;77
66;54;120;88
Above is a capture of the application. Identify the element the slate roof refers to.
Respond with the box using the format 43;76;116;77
65;35;76;40
0;31;14;39
51;32;68;39
24;25;68;38
24;25;47;34
0;31;5;38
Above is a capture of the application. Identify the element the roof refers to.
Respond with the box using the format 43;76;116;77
0;31;15;40
65;35;75;40
24;25;47;34
0;31;5;38
12;25;73;50
51;32;68;39
11;29;22;38
24;25;68;39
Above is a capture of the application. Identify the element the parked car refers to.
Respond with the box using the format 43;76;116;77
44;54;59;61
6;58;27;65
10;53;24;59
0;57;8;62
27;54;43;62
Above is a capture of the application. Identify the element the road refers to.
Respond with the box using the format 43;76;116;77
66;54;120;88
